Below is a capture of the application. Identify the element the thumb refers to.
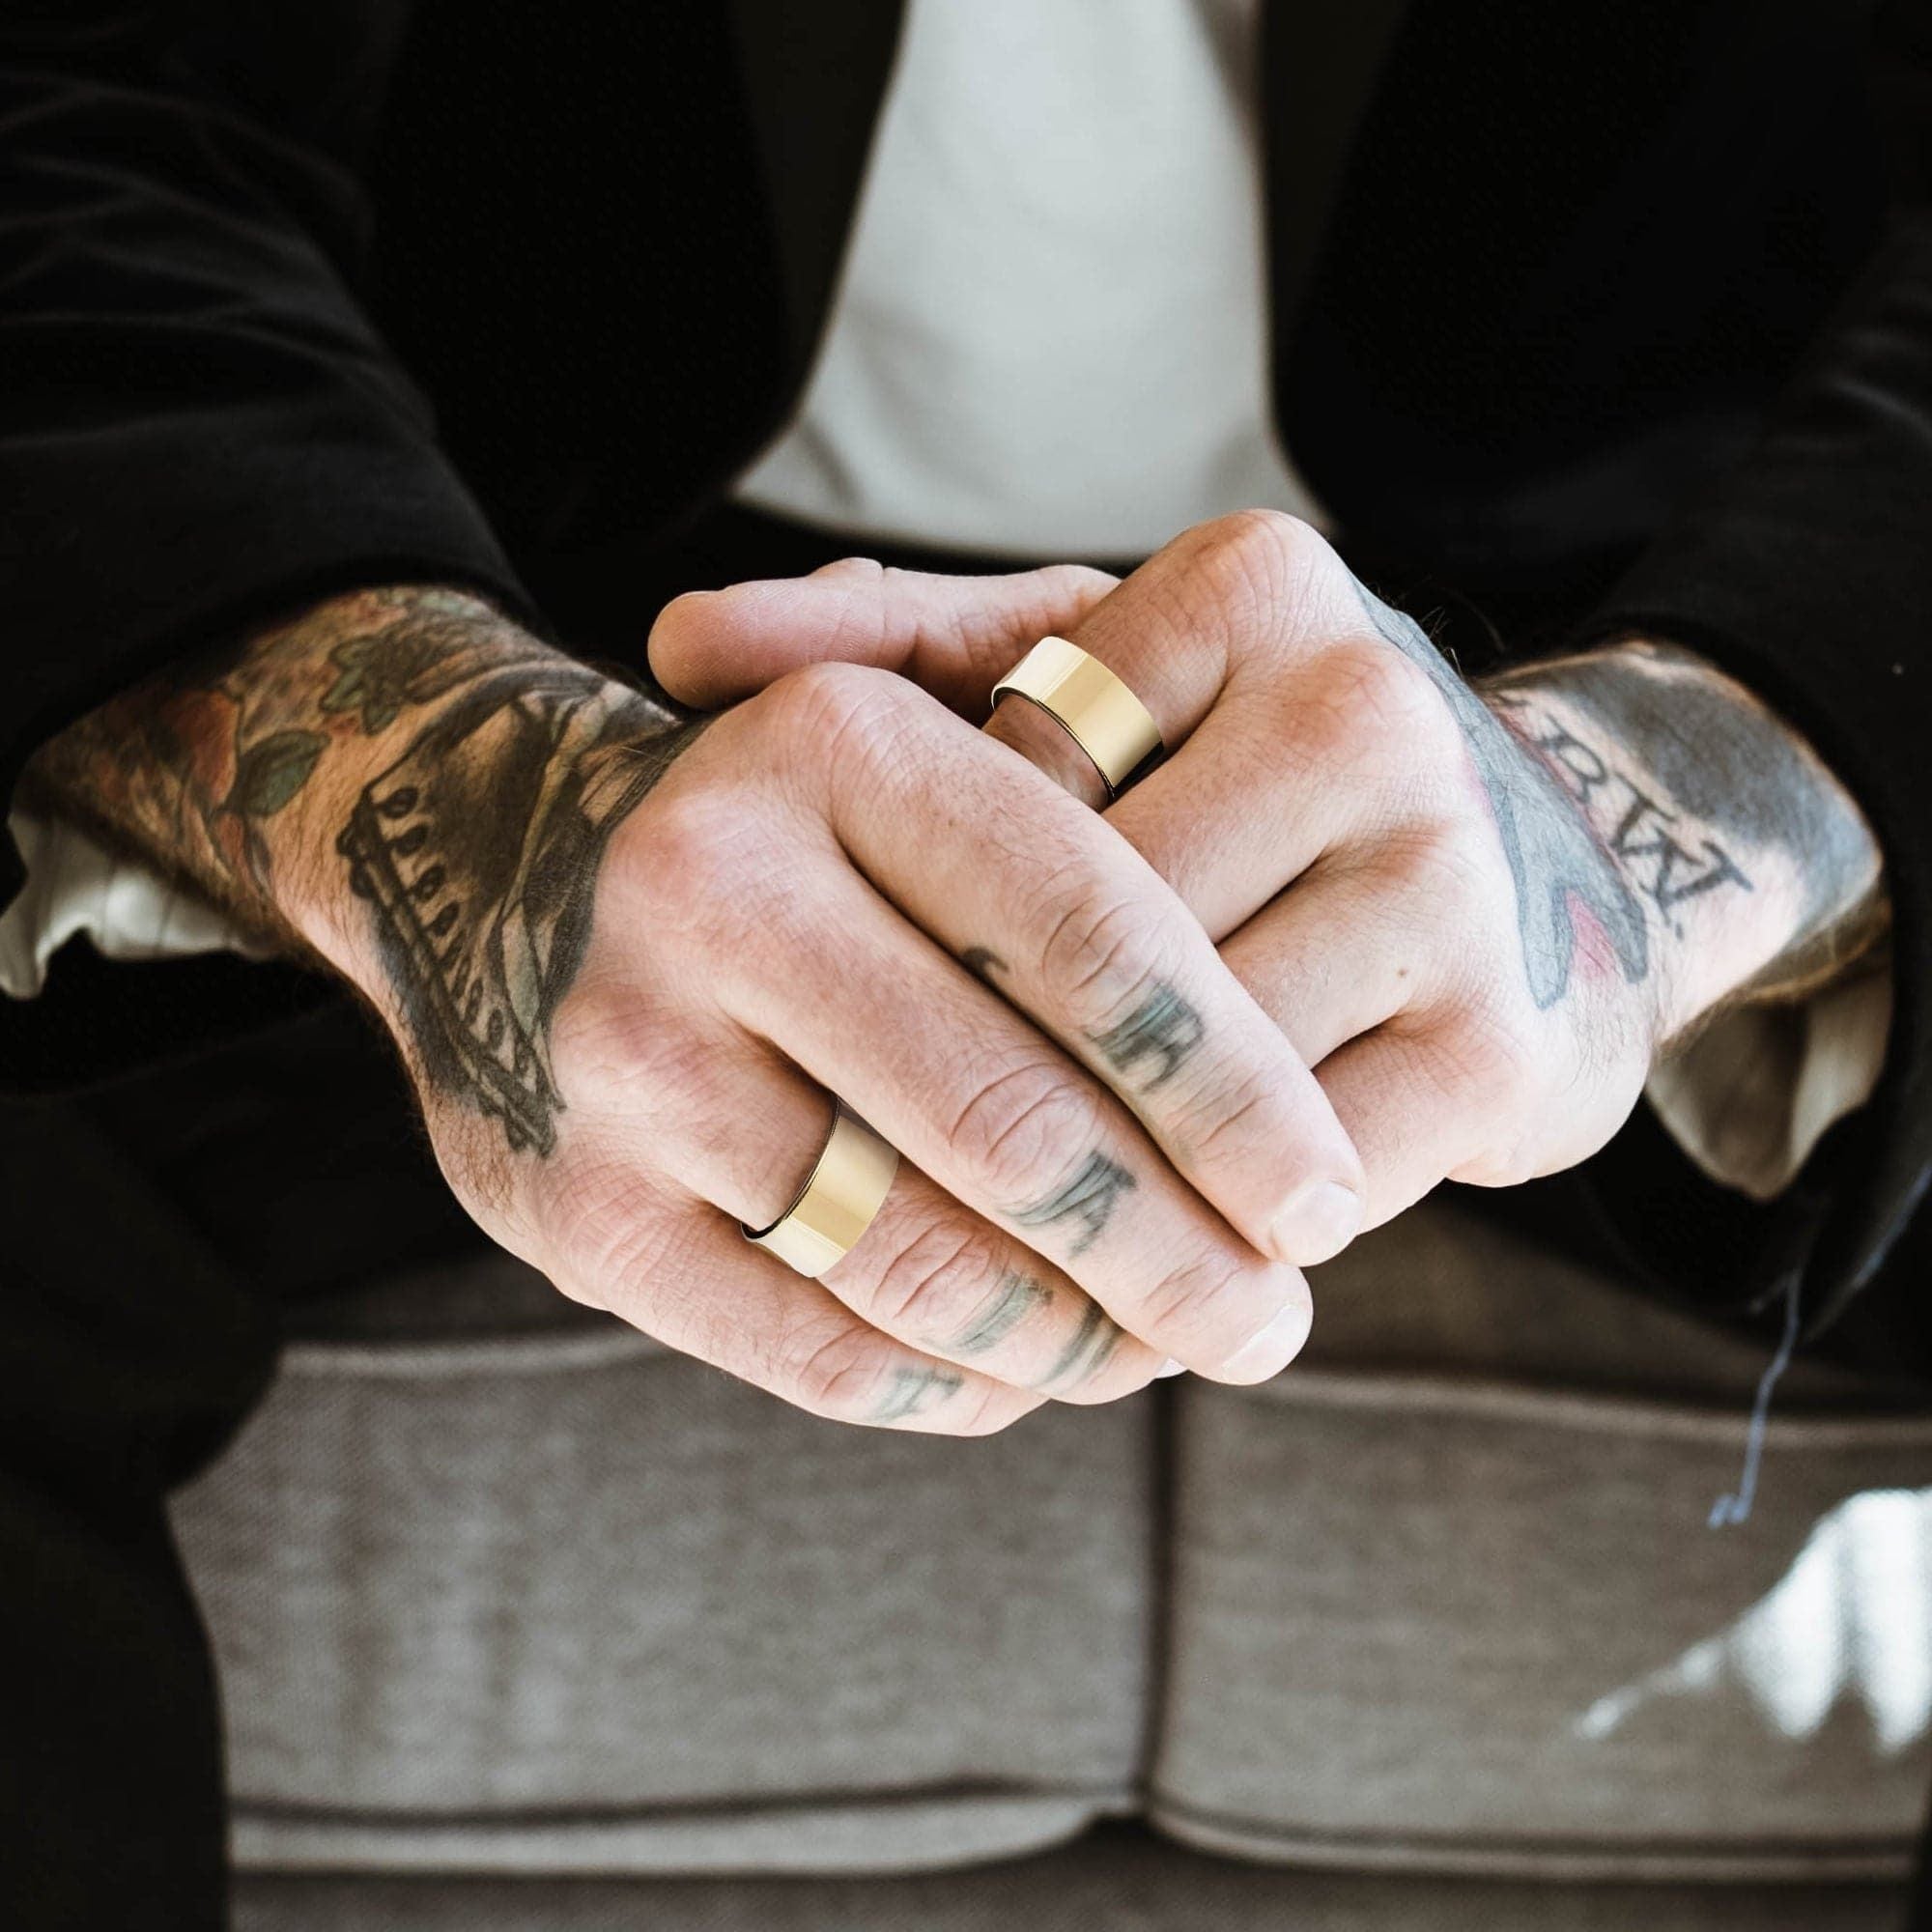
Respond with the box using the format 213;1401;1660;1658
647;555;1118;715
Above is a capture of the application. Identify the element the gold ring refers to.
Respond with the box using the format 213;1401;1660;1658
744;1100;899;1278
990;636;1163;796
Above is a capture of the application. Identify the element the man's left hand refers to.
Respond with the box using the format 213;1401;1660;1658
652;512;1886;1236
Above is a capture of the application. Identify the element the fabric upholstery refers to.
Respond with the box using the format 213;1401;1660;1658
169;1203;1932;1887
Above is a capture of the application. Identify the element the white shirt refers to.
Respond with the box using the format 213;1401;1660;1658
737;0;1325;554
2;0;1886;1199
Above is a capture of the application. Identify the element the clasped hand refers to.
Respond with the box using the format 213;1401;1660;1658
468;511;1840;1435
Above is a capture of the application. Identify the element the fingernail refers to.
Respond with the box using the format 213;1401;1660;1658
1218;1293;1314;1383
1155;1357;1188;1378
1268;1180;1362;1265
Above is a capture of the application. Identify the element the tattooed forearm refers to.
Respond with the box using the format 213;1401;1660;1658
24;587;553;937
1353;583;1886;1023
1011;1151;1138;1255
26;584;704;1155
1088;982;1206;1090
1490;642;1887;1004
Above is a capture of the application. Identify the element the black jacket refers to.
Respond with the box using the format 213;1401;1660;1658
2;0;1930;1364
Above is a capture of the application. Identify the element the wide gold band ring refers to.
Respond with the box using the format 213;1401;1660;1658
744;1100;900;1278
990;636;1164;797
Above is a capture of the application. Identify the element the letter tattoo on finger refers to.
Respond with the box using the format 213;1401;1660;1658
1089;982;1206;1090
1010;1151;1138;1255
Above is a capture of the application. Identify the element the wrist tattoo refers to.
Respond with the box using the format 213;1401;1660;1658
1351;582;1887;1019
1489;641;1887;1006
28;584;703;1157
1488;696;1753;939
338;665;699;1155
25;587;551;929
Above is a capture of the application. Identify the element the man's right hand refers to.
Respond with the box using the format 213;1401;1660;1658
27;582;1363;1434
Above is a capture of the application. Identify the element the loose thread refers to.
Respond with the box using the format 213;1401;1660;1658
1708;1266;1804;1529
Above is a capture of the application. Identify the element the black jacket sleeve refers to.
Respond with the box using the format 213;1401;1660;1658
1569;0;1932;1351
0;6;530;926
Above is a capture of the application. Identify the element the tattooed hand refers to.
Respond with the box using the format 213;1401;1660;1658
29;579;1366;1434
651;512;1888;1236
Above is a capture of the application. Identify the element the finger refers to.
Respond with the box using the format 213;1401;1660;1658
655;1032;1167;1403
982;510;1356;810
1219;844;1460;1065
1310;1025;1494;1235
806;668;1366;1275
716;834;1317;1383
1107;639;1454;939
550;1170;1051;1436
648;556;1118;715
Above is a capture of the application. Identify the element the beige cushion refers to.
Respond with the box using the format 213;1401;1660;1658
171;1201;1932;1882
1154;1202;1932;1881
173;1255;1152;1875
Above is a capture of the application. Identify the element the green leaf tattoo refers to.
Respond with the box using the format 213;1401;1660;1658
224;729;327;818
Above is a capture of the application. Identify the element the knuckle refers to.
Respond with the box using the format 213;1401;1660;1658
1188;509;1323;631
629;778;775;918
762;657;912;756
1037;884;1161;1019
945;1059;1106;1206
1181;1058;1281;1166
1437;997;1540;1113
1212;506;1318;575
1316;637;1443;740
1377;812;1491;912
867;1222;1003;1342
1134;1250;1260;1353
536;1153;693;1314
778;1317;895;1420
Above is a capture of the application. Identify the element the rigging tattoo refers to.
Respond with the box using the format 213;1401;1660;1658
338;666;696;1155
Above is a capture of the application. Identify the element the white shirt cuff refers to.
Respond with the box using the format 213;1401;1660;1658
1644;958;1892;1203
0;806;268;1001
